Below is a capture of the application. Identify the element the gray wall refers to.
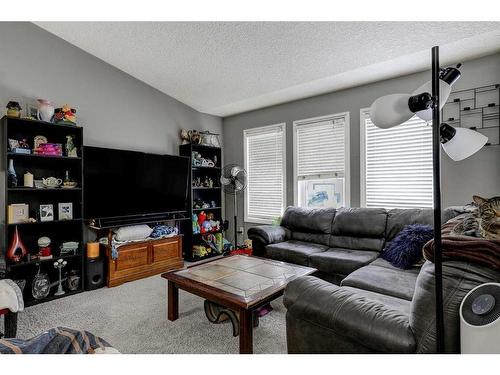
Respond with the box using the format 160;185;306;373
0;22;222;155
223;53;500;240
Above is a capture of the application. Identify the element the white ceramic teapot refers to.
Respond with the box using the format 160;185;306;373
42;177;62;188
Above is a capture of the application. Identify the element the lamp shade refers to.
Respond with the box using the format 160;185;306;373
369;93;414;129
441;127;488;161
412;79;452;122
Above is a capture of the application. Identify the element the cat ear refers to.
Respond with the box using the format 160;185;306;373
473;195;486;205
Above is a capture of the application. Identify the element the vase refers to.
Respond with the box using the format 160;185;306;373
37;99;55;122
7;226;28;263
7;159;17;187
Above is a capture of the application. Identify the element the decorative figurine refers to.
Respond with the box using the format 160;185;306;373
7;159;17;187
54;104;76;125
6;226;28;263
62;170;77;188
32;264;51;300
192;214;200;234
37;99;55;122
33;135;48;151
188;130;202;144
53;258;68;296
192;151;202;167
6;101;22;118
65;135;78;157
180;129;190;144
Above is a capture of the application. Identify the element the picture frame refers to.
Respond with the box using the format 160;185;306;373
39;204;54;222
58;202;73;220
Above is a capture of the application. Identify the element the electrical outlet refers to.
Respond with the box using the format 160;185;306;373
238;226;244;234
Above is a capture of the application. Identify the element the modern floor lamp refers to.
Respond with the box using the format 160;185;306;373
369;46;488;352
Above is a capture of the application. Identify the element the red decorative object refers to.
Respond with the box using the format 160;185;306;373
197;211;207;225
6;226;28;263
231;247;253;256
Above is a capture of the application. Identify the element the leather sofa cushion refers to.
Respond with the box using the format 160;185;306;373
265;240;328;266
330;208;387;251
291;232;330;246
341;261;420;301
281;206;336;234
284;276;416;353
309;248;379;275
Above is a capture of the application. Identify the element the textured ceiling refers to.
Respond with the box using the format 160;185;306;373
35;22;500;117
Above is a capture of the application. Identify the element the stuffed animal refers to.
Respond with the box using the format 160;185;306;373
201;220;212;234
198;211;207;226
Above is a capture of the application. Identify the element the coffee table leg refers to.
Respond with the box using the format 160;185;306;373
168;281;179;321
239;308;253;354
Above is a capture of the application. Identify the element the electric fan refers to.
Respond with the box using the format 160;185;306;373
220;164;247;248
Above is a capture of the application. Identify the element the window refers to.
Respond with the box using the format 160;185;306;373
244;123;286;224
360;109;433;209
293;112;350;209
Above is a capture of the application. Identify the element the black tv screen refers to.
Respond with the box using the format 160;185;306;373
84;146;189;219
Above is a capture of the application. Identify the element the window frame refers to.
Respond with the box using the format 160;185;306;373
359;107;433;209
243;123;287;224
292;112;350;208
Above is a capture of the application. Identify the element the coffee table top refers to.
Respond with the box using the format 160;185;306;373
162;255;316;309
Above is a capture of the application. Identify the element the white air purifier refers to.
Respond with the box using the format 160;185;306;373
460;283;500;353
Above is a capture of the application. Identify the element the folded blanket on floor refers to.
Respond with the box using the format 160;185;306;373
0;279;24;313
0;327;116;354
423;215;500;271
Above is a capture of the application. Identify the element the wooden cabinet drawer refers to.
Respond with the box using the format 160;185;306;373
115;243;149;271
152;240;180;262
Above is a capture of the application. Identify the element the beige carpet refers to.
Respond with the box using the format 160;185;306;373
14;275;287;354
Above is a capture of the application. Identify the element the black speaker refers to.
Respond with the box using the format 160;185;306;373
85;257;105;291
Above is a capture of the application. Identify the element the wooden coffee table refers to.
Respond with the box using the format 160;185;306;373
161;255;316;354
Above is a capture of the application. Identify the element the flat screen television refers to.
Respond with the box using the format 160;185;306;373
84;146;190;220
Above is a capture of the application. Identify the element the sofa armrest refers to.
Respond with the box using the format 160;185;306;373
284;276;416;353
248;225;288;245
247;225;289;257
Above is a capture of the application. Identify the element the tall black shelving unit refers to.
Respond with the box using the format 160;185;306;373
179;143;223;262
1;116;84;306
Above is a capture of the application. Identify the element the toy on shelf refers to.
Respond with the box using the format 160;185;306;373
192;244;212;258
65;135;78;157
6;101;22;118
180;129;190;145
192;213;200;234
37;99;55;122
188;130;202;144
191;151;216;168
54;104;76;125
202;233;221;254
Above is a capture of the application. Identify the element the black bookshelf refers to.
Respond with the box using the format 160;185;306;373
179;143;224;262
1;116;84;306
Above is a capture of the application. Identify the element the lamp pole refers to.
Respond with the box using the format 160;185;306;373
431;45;445;353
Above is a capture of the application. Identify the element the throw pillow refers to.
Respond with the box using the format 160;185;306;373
114;224;153;242
381;224;434;269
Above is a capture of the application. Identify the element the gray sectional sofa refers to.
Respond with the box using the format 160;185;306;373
248;206;500;353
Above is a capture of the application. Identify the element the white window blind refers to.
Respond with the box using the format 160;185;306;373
244;124;286;224
361;110;433;209
295;117;346;179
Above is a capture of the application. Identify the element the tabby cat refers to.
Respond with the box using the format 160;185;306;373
452;195;500;240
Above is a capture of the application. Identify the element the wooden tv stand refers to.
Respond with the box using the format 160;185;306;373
104;235;184;287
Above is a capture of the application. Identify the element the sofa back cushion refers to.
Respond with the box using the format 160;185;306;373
281;206;336;246
385;207;464;247
330;208;387;251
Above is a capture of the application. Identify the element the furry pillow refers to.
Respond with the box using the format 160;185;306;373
114;225;153;242
381;224;434;269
